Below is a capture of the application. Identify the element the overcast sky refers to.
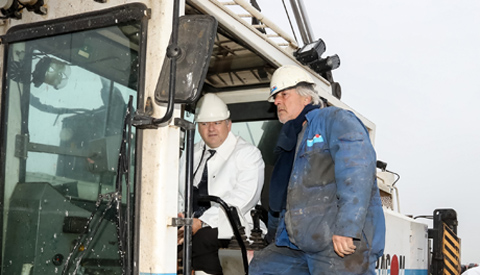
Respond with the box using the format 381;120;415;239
258;0;480;265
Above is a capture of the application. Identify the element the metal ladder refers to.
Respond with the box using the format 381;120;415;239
212;0;299;50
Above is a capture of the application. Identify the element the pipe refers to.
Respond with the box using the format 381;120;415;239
151;0;180;126
289;0;315;44
393;186;401;213
183;121;196;275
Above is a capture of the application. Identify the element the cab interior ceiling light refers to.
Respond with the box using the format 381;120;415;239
32;57;71;90
294;38;341;74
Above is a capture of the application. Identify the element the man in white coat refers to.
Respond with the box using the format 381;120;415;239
464;266;480;275
178;93;265;275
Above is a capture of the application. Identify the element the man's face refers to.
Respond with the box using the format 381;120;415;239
274;88;311;124
198;120;232;148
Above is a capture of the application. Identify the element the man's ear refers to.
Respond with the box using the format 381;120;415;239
304;96;312;105
227;119;232;131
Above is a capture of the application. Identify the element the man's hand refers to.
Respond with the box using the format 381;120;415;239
192;218;202;235
177;213;204;245
332;235;356;258
177;213;185;245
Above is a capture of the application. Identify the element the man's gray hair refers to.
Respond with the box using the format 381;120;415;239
295;83;324;108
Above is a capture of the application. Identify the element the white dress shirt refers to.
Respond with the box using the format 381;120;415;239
179;132;265;239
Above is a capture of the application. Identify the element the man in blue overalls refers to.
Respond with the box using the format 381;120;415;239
250;65;385;275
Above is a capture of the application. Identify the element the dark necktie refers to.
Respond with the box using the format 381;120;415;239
193;149;216;218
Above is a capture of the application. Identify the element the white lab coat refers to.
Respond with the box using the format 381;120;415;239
179;132;265;239
464;267;480;275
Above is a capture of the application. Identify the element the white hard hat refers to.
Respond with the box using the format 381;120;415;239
195;93;230;122
269;65;315;101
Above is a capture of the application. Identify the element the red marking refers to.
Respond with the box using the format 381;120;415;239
391;255;399;275
315;134;320;138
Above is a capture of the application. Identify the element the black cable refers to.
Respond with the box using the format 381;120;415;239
282;0;298;43
62;195;116;275
114;96;133;274
62;97;134;275
124;96;134;275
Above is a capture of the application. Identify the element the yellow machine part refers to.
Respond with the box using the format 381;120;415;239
442;223;461;275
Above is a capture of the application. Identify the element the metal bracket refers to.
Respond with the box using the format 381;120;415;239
98;191;122;201
131;113;162;129
169;217;193;227
14;134;28;159
174;118;195;131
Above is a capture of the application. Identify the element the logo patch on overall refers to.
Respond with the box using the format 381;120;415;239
307;134;324;147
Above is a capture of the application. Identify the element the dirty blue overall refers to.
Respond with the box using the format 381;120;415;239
250;107;385;275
